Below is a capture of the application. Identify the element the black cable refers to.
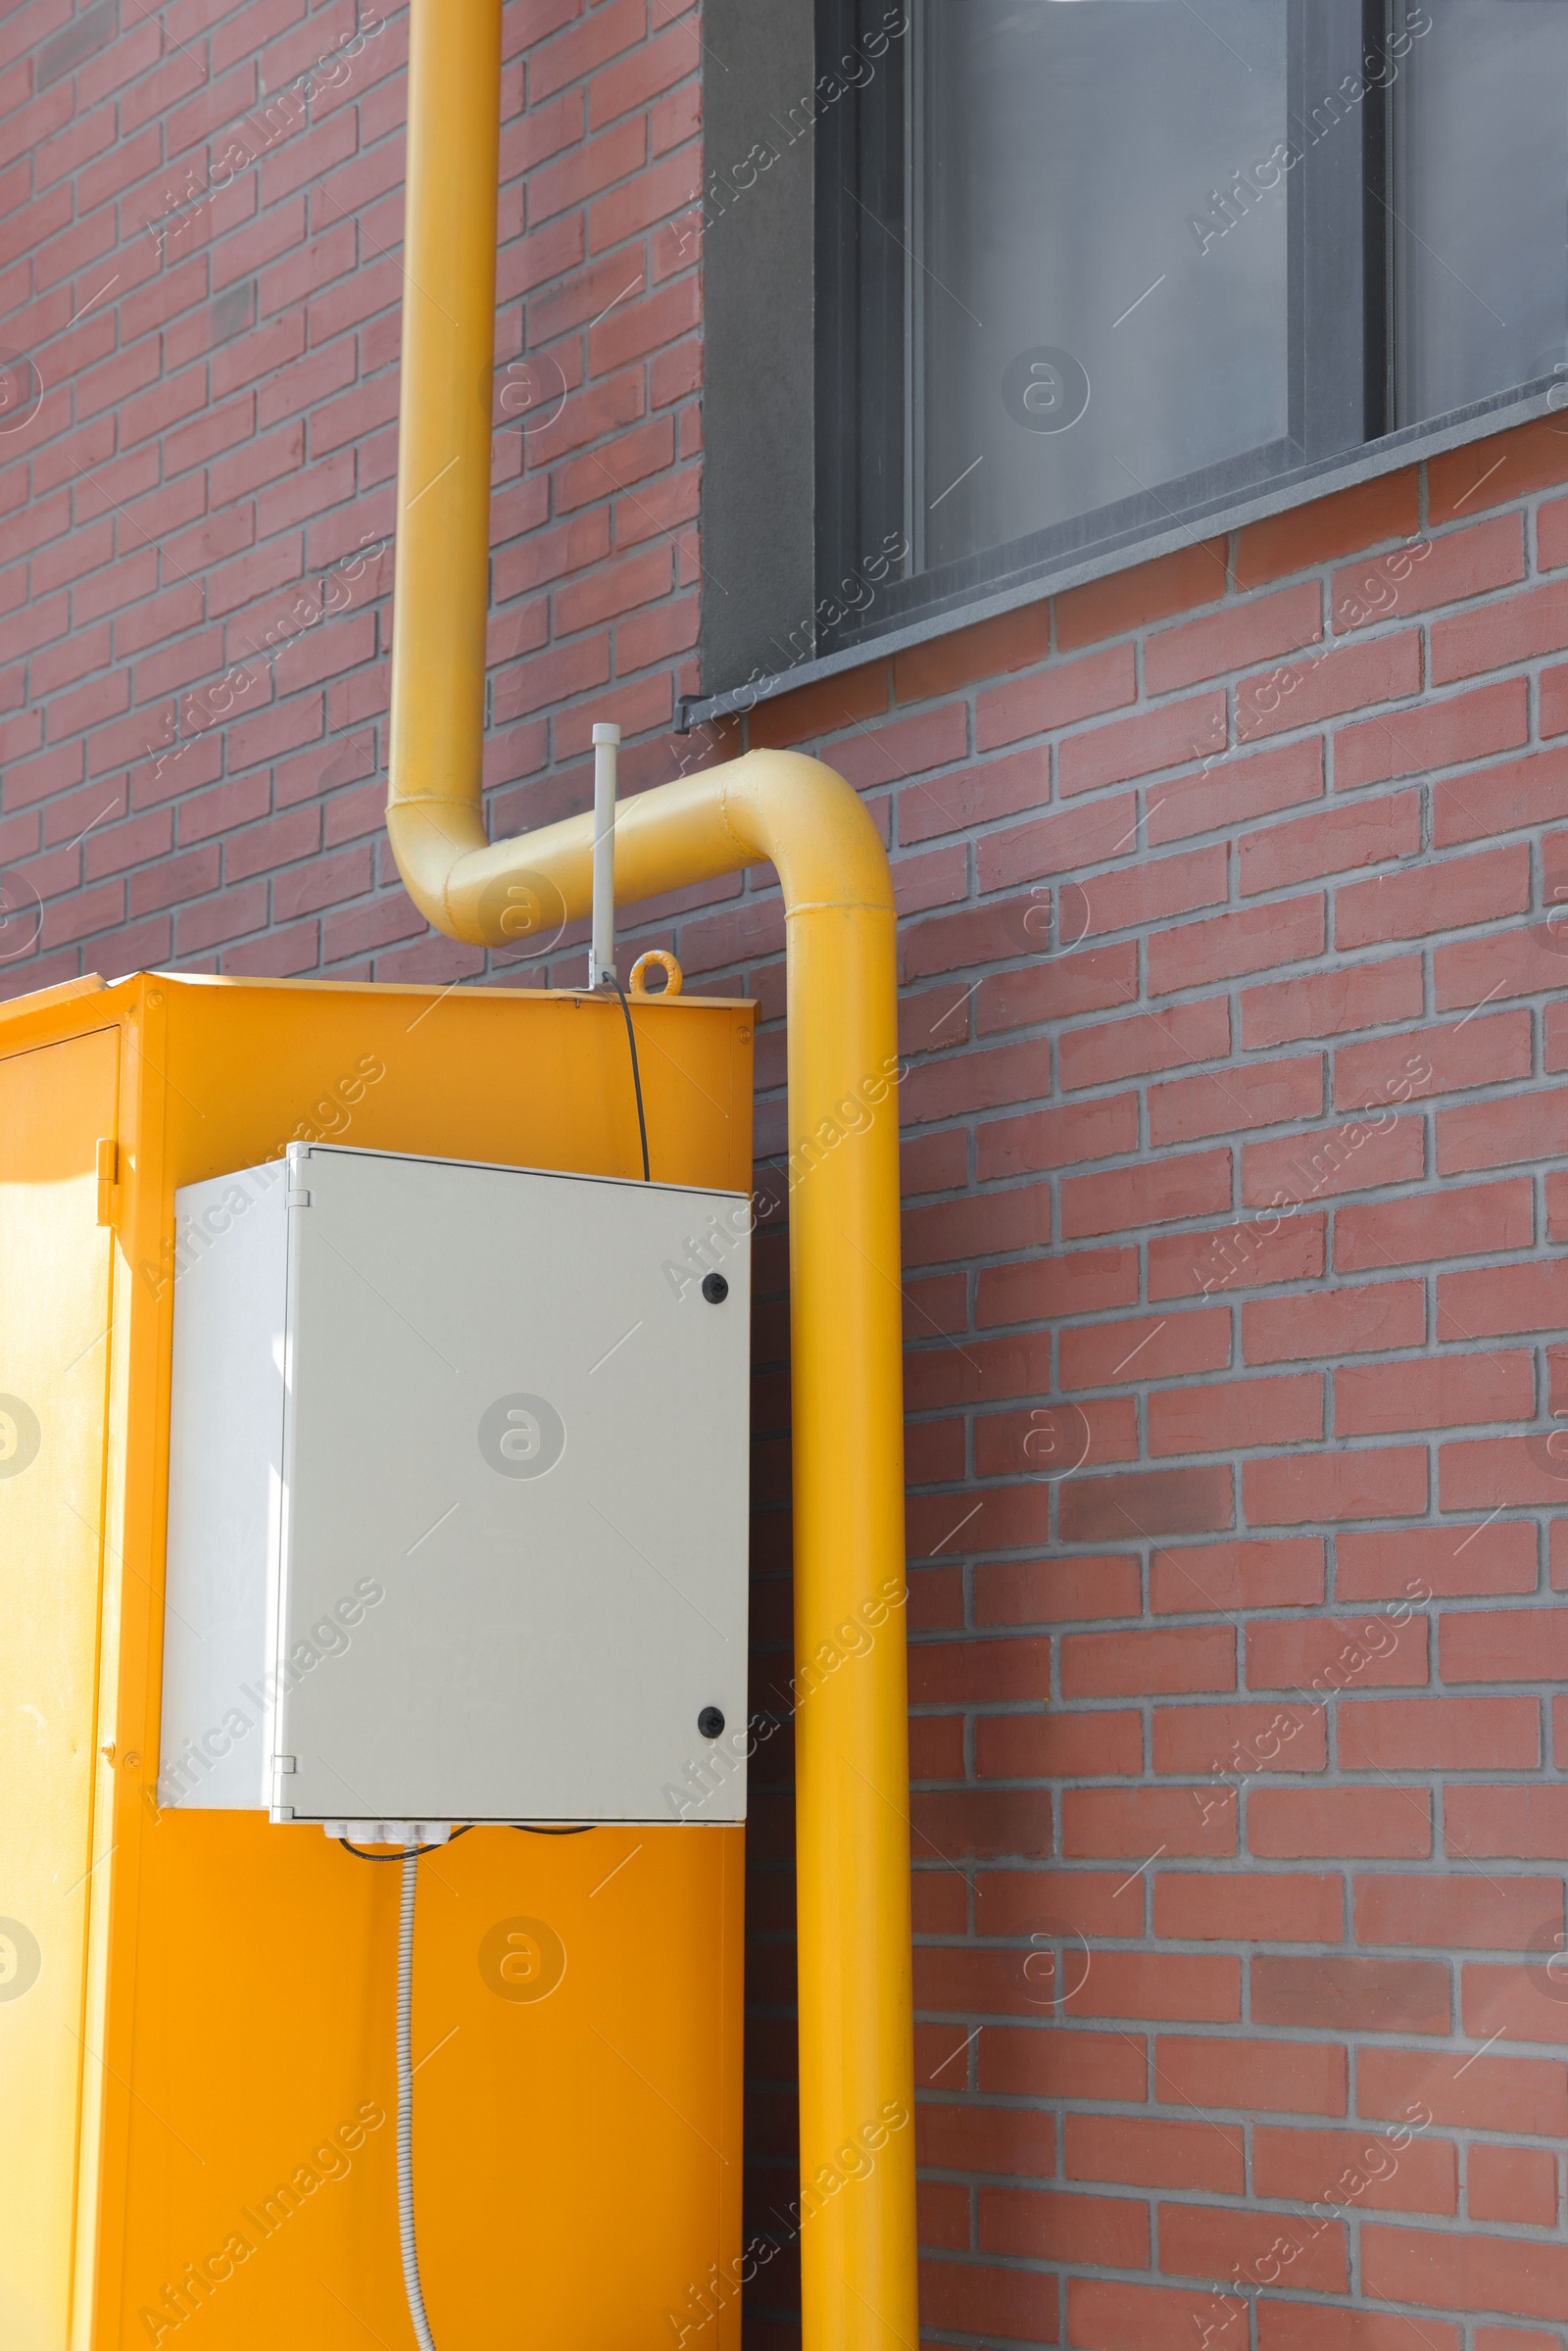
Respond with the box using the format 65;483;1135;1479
338;1828;475;1862
604;965;651;1181
336;1822;592;1860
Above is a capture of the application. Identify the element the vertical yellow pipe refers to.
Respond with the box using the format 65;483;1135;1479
384;10;919;2345
778;879;917;2351
388;0;503;840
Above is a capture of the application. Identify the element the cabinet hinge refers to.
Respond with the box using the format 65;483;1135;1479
95;1138;119;1227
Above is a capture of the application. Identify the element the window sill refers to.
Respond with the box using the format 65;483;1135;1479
679;381;1559;733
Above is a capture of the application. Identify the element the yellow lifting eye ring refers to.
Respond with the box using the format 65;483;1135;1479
628;950;683;998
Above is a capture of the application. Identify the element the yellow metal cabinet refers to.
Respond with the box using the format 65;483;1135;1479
0;971;754;2351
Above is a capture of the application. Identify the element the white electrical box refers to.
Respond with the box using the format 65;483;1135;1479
160;1144;752;1827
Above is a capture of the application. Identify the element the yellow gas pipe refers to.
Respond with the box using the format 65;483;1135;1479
383;5;918;2345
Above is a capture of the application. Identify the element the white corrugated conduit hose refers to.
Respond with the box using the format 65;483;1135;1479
398;1836;439;2351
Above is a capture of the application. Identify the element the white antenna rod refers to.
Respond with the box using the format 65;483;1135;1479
590;721;620;988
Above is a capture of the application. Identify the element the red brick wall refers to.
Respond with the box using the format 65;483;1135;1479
0;0;707;993
8;6;1568;2350
736;416;1568;2351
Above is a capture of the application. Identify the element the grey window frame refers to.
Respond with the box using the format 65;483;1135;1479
688;0;1563;730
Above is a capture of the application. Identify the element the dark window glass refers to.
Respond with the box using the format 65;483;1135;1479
1391;5;1568;420
920;2;1290;570
815;0;1568;653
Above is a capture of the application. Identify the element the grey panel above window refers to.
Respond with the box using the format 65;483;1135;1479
698;0;817;698
808;0;1568;661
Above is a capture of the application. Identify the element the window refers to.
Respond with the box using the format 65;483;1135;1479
813;0;1568;657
